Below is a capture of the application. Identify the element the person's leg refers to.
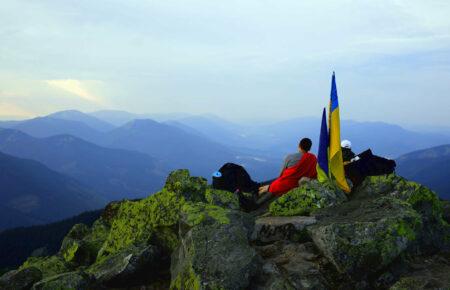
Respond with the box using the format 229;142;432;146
255;192;273;205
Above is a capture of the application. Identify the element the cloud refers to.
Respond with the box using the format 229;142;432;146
46;79;104;104
0;102;34;119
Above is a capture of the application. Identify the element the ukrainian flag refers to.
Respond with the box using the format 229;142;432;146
328;73;350;192
317;108;329;182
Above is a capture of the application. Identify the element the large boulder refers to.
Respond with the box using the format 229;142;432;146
251;216;317;244
356;175;450;251
97;188;186;260
170;203;258;290
389;253;450;290
18;256;71;280
308;196;422;280
59;224;96;266
0;267;42;290
31;271;91;290
87;244;165;288
251;241;338;290
269;180;347;216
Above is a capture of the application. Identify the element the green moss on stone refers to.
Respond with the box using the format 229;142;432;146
405;185;443;218
170;265;201;290
97;189;185;260
20;256;70;279
390;277;420;290
181;202;230;226
61;241;79;263
164;169;207;202
269;180;346;216
205;188;239;209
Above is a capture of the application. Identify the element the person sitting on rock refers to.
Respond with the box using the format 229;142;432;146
341;139;359;165
256;138;318;205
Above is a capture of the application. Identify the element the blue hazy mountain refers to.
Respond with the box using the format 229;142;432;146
1;112;278;181
12;117;104;144
89;110;192;126
396;144;450;200
0;120;21;129
49;110;115;132
0;151;104;231
166;115;247;149
0;129;166;200
170;115;450;159
107;119;237;177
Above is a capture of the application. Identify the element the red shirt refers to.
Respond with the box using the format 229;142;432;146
269;152;317;196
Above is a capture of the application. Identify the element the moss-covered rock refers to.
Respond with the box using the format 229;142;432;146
87;244;165;289
358;175;444;218
19;256;71;279
269;180;347;216
388;253;450;290
308;196;422;279
358;175;450;250
0;267;42;290
31;271;91;290
170;207;257;290
164;169;207;202
205;188;239;210
180;202;231;227
97;188;186;259
59;224;97;266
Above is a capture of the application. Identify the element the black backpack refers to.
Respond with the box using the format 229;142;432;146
212;163;259;193
345;149;396;187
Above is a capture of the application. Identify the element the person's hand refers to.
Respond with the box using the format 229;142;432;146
258;185;270;195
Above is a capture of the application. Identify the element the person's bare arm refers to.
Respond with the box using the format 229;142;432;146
279;155;290;176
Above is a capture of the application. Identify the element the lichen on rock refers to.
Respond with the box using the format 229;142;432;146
30;271;91;290
19;256;71;279
181;202;231;227
164;169;208;202
269;180;347;216
0;267;42;290
97;188;186;259
308;196;422;278
170;208;257;290
87;244;164;288
205;188;239;210
2;169;450;290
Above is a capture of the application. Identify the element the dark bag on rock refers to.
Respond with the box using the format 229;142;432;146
212;163;259;193
345;149;396;187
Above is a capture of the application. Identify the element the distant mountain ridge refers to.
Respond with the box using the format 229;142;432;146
164;115;450;159
12;117;105;144
0;151;104;231
0;129;166;200
396;144;450;200
49;110;115;132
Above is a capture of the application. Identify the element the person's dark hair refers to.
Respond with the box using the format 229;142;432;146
299;138;312;152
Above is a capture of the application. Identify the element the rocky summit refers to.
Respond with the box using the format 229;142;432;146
1;170;449;290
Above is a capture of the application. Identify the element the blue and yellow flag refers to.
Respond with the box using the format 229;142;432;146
317;108;329;182
328;73;350;192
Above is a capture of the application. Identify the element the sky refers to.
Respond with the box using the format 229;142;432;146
1;0;450;126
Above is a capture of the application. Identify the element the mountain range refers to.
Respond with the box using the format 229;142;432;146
0;152;103;231
1;112;278;180
0;109;449;231
0;129;166;200
396;144;450;200
162;116;450;159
